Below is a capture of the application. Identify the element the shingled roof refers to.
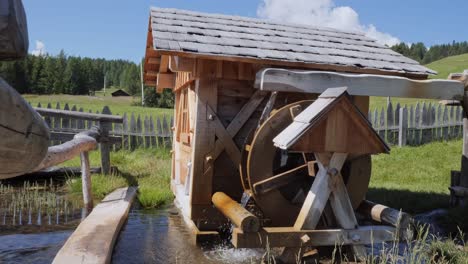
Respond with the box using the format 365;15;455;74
146;7;435;77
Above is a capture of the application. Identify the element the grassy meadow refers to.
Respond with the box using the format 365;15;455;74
427;53;468;79
23;87;173;118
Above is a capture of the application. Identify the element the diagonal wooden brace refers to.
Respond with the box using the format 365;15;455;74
212;91;267;163
283;152;365;262
293;152;347;230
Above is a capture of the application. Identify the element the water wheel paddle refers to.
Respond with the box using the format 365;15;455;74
240;101;371;226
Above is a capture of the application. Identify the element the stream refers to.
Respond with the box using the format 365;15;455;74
112;206;266;264
0;205;268;264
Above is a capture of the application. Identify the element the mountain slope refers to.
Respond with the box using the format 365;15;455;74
425;53;468;79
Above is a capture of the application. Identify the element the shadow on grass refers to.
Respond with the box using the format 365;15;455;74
113;167;138;187
366;187;450;214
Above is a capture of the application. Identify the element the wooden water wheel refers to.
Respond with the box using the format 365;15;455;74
239;100;371;227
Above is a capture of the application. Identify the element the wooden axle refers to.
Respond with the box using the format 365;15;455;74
211;192;260;232
357;200;412;230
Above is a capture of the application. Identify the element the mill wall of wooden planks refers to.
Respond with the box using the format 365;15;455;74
369;100;464;146
33;102;173;150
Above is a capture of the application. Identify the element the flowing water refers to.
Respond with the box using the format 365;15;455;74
112;206;268;264
0;231;72;264
0;179;272;263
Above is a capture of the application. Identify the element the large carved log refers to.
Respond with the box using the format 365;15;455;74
0;0;29;59
0;78;50;179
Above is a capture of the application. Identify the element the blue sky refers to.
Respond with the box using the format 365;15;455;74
23;0;468;63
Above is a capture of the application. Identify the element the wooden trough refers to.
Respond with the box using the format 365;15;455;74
143;7;468;262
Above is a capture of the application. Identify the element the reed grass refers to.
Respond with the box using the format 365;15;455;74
0;180;82;230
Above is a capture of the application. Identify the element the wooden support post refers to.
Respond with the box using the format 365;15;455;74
80;151;93;214
190;78;217;208
398;107;408;147
458;118;468;206
100;106;112;175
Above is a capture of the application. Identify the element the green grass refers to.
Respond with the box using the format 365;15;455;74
63;148;173;208
426;53;468;79
368;140;461;214
23;91;173;118
369;97;438;112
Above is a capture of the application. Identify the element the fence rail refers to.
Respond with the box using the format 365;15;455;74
369;101;464;146
34;102;173;151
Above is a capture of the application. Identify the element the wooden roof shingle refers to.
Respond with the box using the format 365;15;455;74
148;7;436;77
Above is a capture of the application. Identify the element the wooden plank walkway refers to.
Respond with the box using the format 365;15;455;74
53;187;137;264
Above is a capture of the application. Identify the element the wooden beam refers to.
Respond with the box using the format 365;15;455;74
212;90;267;161
329;167;367;259
53;187;137;264
147;57;161;65
232;226;397;248
190;79;218;205
157;73;175;91
157;50;429;80
207;105;241;165
170;56;196;72
159;55;170;73
35;108;123;123
255;68;464;100
146;71;158;77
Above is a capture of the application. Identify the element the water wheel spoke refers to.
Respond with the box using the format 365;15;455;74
252;164;309;195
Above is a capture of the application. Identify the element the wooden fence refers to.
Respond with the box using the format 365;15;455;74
34;103;173;151
35;100;463;150
369;101;464;146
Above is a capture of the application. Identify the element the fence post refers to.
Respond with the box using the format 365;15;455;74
80;151;93;215
100;106;112;175
386;101;394;143
130;113;137;151
460;118;468;206
398;107;408;147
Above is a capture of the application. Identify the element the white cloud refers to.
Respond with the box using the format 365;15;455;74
31;40;46;56
257;0;400;46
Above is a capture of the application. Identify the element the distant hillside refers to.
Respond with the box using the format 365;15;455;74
425;53;468;79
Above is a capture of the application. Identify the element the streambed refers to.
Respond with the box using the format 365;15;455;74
113;206;267;264
0;179;267;264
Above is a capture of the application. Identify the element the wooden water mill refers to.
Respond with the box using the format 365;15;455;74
142;7;468;262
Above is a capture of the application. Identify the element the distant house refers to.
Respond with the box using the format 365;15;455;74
111;89;130;97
